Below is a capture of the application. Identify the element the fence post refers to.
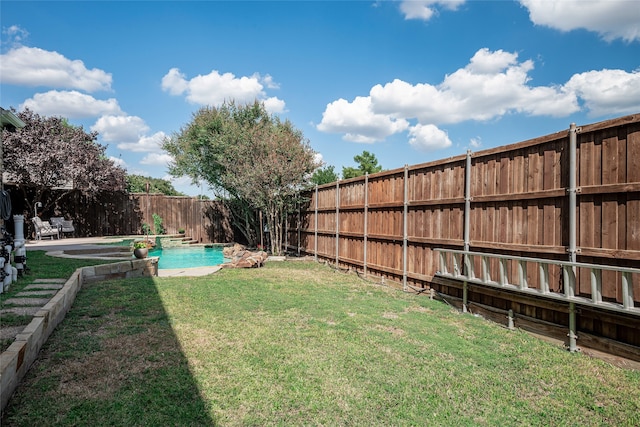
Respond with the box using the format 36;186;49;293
314;185;318;262
403;165;409;292
364;173;369;277
336;180;340;267
297;200;301;257
567;123;579;352
463;150;472;293
464;150;472;253
284;211;288;253
568;122;578;264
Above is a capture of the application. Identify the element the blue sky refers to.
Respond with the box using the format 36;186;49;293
1;0;639;196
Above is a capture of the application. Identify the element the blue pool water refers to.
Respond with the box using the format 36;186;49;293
147;246;228;269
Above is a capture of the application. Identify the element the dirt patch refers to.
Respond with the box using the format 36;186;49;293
24;284;63;290
46;326;178;400
0;307;41;316
0;325;26;340
2;297;51;306
374;324;406;337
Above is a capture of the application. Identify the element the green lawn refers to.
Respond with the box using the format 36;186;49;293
0;251;122;352
2;261;639;426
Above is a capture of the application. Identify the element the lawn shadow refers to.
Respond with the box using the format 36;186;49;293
1;275;217;426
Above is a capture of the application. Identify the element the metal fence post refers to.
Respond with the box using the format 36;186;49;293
297;200;301;257
364;173;369;277
403;165;409;292
464;150;472;254
336;180;340;267
568;123;579;352
314;185;318;262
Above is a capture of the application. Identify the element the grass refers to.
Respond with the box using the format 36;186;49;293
2;260;639;426
0;251;122;352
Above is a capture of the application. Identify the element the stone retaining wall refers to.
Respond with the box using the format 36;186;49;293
0;257;158;410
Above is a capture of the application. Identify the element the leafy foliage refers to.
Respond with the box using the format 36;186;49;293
310;165;339;186
163;101;320;254
152;213;165;235
342;150;383;179
125;174;186;196
1;108;126;215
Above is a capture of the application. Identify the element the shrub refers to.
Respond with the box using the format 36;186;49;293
142;222;151;235
152;213;165;235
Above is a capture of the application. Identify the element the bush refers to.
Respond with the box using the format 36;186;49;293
152;214;165;235
142;222;151;235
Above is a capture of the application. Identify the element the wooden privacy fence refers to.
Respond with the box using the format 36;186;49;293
287;113;640;360
131;193;233;243
8;189;234;243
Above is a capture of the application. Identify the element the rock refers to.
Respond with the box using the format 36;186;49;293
223;243;246;258
223;250;268;268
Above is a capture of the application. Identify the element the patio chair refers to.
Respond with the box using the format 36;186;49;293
32;217;60;240
50;217;75;237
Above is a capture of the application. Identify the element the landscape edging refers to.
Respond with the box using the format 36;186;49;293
0;257;158;411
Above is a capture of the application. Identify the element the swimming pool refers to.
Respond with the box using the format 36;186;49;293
148;245;228;269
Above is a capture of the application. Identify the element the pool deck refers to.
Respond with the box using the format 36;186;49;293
24;236;223;277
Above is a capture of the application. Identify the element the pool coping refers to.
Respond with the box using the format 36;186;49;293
27;237;227;277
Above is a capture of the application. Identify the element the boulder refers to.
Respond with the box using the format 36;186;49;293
223;250;268;268
223;243;246;258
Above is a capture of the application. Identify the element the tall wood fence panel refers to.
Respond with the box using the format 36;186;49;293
289;114;640;359
8;189;234;244
134;194;233;243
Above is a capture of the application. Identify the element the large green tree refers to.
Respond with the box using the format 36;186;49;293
163;101;319;254
126;174;186;196
342;150;383;179
310;165;338;186
1;108;126;216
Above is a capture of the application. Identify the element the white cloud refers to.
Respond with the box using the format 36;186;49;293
2;25;29;45
91;115;150;143
564;68;640;116
109;155;127;169
408;124;452;151
140;152;173;166
260;73;280;89
160;68;188;96
317;96;409;143
0;46;112;91
318;48;586;149
117;131;167;153
20;90;122;118
469;137;482;149
318;47;640;150
161;67;285;112
371;48;578;123
399;0;465;21
262;96;287;114
519;0;640;42
166;175;194;187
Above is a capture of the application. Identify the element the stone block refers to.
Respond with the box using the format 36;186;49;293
0;340;26;409
18;317;44;340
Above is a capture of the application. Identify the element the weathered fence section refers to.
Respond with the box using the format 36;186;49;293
132;193;233;243
288;113;640;360
8;189;234;243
